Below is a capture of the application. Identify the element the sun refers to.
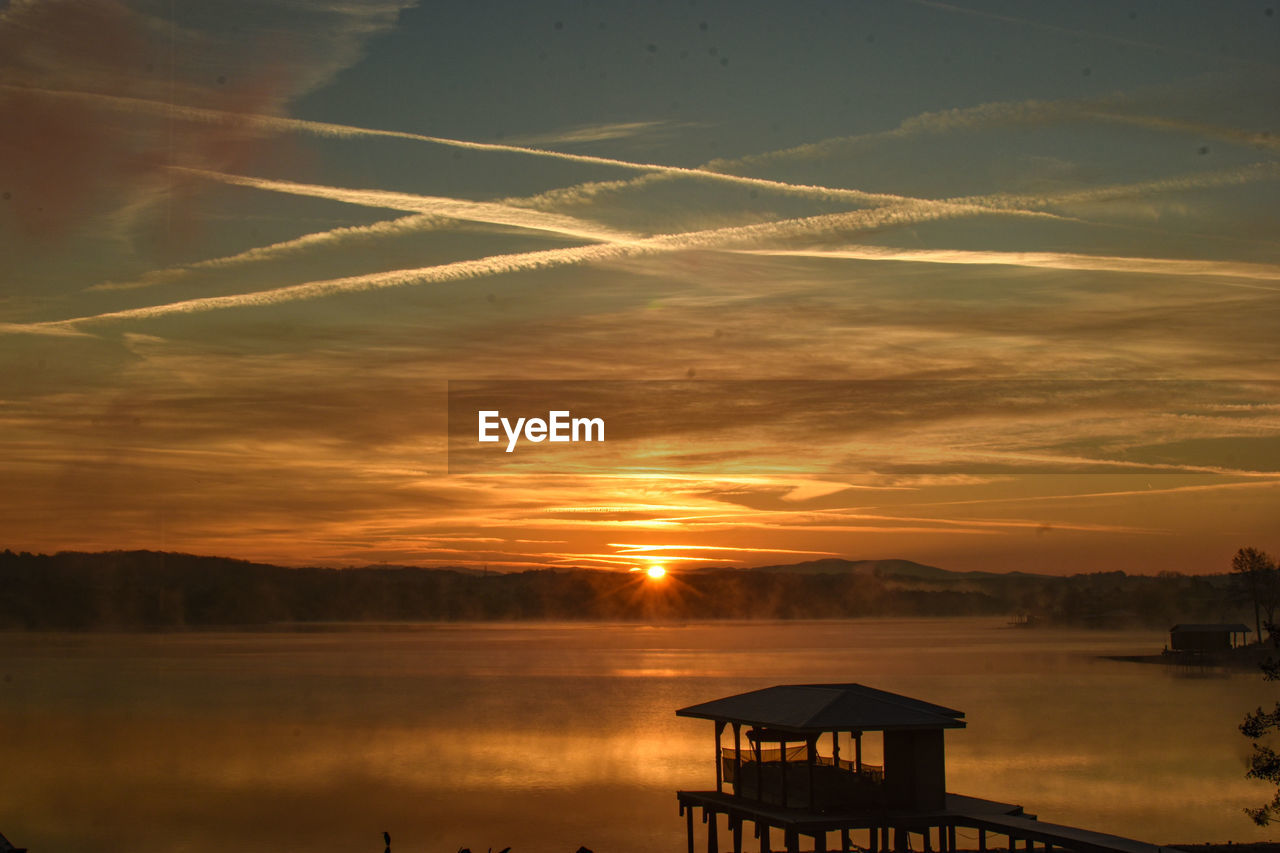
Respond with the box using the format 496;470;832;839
646;565;667;580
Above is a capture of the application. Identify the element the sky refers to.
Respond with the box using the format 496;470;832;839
1;0;1278;575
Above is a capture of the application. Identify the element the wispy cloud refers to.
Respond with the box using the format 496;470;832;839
84;150;1275;301
176;167;643;244
739;246;1280;285
966;162;1280;211
87;213;445;292
0;0;413;238
707;97;1280;174
1;84;925;207
16;197;1060;330
501;120;697;147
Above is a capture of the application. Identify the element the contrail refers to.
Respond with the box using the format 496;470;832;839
40;242;635;327
88;213;446;292
906;477;1280;508
705;98;1278;173
86;162;1065;293
963;161;1280;211
39;78;1271;293
21;199;1041;330
174;167;644;245
185;168;1056;250
18;81;1272;221
1;83;914;206
37;167;1271;329
85;157;1275;297
0;322;95;337
739;245;1280;286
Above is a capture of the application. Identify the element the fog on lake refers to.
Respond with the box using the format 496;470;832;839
0;619;1273;853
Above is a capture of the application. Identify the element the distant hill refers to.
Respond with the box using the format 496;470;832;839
0;548;1247;630
698;558;1043;581
749;558;957;579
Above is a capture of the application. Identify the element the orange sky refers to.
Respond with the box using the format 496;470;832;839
1;1;1277;575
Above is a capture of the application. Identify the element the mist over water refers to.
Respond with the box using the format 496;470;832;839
0;619;1273;853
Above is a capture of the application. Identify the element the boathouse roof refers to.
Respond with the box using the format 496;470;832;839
1169;623;1250;633
675;683;965;732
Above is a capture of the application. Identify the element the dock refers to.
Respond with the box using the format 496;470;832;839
675;684;1169;853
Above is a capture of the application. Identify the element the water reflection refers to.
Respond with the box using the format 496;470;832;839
0;619;1273;853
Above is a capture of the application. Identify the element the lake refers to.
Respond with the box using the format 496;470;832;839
0;619;1274;853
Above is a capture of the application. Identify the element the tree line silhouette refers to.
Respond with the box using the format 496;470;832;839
0;549;1247;630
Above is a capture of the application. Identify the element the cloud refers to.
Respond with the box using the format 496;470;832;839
738;246;1280;286
707;97;1279;175
16;195;1061;329
79;150;1276;302
501;120;696;147
87;213;445;292
2;83;922;207
0;0;412;239
176;167;643;244
966;162;1280;211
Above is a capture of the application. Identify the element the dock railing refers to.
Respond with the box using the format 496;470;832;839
720;748;885;810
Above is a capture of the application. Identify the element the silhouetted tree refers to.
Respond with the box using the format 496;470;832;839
1233;547;1279;645
1241;655;1280;824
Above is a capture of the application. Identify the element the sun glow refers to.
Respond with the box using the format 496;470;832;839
646;565;667;579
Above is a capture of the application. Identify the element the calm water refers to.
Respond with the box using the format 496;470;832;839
0;619;1275;853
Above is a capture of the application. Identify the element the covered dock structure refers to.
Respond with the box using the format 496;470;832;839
1168;623;1250;654
676;683;1169;853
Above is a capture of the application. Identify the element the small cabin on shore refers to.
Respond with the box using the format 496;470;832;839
676;683;1171;853
1168;623;1250;654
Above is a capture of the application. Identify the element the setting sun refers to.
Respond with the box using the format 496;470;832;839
646;565;667;580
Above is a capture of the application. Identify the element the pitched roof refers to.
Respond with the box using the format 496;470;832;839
676;683;966;732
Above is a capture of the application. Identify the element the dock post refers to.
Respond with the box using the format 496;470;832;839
755;739;764;802
686;803;695;853
733;817;743;853
716;722;726;793
807;736;817;809
785;828;799;853
780;739;789;806
760;822;771;853
734;724;742;795
708;809;719;853
869;827;878;853
978;828;986;852
841;828;850;853
923;827;932;852
948;825;956;853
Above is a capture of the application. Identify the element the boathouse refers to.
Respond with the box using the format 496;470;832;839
676;683;1169;853
1168;623;1250;653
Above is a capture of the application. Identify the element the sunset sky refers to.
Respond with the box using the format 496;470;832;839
2;0;1277;574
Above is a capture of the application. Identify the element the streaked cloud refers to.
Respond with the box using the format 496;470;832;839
503;120;698;147
3;0;1277;576
739;246;1280;285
